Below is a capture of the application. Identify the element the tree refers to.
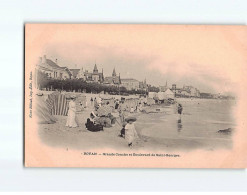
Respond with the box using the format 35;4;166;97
37;75;155;95
148;85;159;92
36;71;50;89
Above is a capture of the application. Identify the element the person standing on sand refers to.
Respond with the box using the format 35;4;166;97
119;109;125;124
97;95;102;107
118;104;127;138
125;117;138;147
117;102;125;123
115;99;120;109
85;100;88;108
94;97;97;109
66;95;78;128
90;97;93;106
177;103;183;119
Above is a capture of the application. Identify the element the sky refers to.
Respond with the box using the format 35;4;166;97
30;24;247;95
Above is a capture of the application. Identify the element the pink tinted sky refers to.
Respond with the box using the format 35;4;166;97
35;24;247;95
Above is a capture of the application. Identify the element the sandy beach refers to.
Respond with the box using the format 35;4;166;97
37;92;235;152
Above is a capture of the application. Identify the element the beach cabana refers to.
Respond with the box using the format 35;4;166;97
46;92;69;116
35;95;57;124
148;92;157;99
164;89;175;99
157;92;165;100
147;98;155;105
97;105;113;116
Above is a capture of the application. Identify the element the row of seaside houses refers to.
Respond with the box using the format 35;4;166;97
36;55;201;97
36;55;148;91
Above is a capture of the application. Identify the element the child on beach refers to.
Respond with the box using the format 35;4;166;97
125;117;138;147
115;99;120;109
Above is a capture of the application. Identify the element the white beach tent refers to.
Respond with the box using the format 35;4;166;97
157;92;165;100
148;92;157;99
164;88;175;99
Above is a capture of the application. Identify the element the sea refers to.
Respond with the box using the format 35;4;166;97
134;98;237;149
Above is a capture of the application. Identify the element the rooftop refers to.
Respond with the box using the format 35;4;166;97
46;59;64;70
121;78;139;82
69;69;80;78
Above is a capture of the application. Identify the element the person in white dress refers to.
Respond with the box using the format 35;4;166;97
97;95;102;107
125;117;138;147
66;95;78;128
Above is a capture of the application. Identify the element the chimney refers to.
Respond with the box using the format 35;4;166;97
43;55;47;63
55;59;57;64
39;57;42;64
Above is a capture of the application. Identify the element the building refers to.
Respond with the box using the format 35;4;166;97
171;84;201;98
190;87;200;97
103;68;121;86
195;88;200;98
121;78;140;91
69;68;85;79
180;90;191;97
84;64;104;83
159;81;168;92
69;69;80;79
36;55;72;79
183;85;200;97
172;84;176;90
200;93;213;99
171;84;180;96
139;78;148;91
159;86;167;92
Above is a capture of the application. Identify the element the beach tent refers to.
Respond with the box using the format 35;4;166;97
46;92;69;116
157;92;165;100
147;98;155;105
35;95;57;124
119;98;137;112
125;98;138;111
164;89;175;99
148;92;157;99
97;105;113;116
139;97;146;104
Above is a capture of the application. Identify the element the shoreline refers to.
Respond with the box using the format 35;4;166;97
37;90;236;101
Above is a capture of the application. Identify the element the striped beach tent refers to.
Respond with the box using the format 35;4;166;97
35;95;57;124
46;92;69;116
